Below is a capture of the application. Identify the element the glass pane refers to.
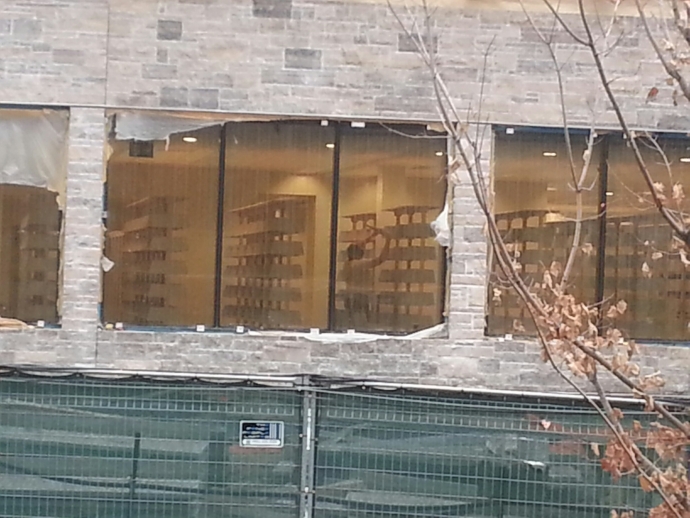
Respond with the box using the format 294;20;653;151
104;125;220;327
0;109;66;325
489;129;602;336
221;122;334;330
0;186;61;324
334;125;446;333
606;135;690;340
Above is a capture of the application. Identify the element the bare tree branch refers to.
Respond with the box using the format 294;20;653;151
576;0;690;247
636;0;690;101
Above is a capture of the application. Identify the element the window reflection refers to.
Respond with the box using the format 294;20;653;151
103;117;448;333
335;125;446;333
222;122;334;330
0;109;66;325
0;186;61;323
606;135;690;340
490;130;601;336
104;126;220;327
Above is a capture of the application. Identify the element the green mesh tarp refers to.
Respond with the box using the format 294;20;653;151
313;390;658;518
0;374;662;518
0;376;302;518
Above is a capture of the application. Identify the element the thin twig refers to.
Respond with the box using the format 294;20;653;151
577;0;690;246
636;0;690;102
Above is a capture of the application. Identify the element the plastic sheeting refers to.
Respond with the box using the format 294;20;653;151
0;109;68;206
113;111;282;145
247;322;447;344
114;111;223;144
431;201;451;247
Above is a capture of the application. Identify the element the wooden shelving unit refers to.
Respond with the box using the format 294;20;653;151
222;195;315;330
14;198;61;323
604;213;678;339
379;205;441;332
110;196;188;326
336;205;441;332
488;210;602;336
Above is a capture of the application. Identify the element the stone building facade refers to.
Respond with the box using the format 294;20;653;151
0;0;688;394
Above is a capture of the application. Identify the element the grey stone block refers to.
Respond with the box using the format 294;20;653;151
253;0;292;19
157;20;182;41
53;49;85;65
12;18;41;37
142;64;177;80
285;48;322;69
261;69;334;87
397;33;437;53
160;86;188;107
190;88;219;109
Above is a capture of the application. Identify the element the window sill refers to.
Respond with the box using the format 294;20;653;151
97;322;449;342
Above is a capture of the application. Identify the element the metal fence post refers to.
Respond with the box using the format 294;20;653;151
298;377;317;518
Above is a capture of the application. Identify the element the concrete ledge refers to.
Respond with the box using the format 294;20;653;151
1;328;686;395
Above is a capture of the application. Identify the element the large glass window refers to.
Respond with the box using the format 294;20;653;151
222;122;334;330
490;127;690;342
490;129;602;335
104;126;220;327
335;125;446;333
0;109;67;325
606;135;690;341
104;117;447;333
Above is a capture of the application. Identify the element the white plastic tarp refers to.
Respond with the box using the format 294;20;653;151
113;111;223;143
0;109;68;206
113;111;282;144
247;322;447;343
431;201;451;247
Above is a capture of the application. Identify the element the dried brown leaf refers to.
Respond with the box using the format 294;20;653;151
549;261;563;279
513;319;526;334
639;475;654;492
590;442;600;456
581;242;594;256
679;248;690;266
616;300;628;315
673;182;685;202
642;261;652;278
646;86;660;102
652;251;664;261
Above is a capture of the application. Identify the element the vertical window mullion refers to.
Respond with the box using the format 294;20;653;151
213;124;228;328
326;122;342;331
595;133;610;325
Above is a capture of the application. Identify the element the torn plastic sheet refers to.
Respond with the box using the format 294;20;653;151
114;111;223;144
100;255;115;273
431;201;451;247
246;322;446;344
113;111;284;146
0;109;68;207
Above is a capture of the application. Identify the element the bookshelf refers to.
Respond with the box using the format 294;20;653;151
222;195;315;330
